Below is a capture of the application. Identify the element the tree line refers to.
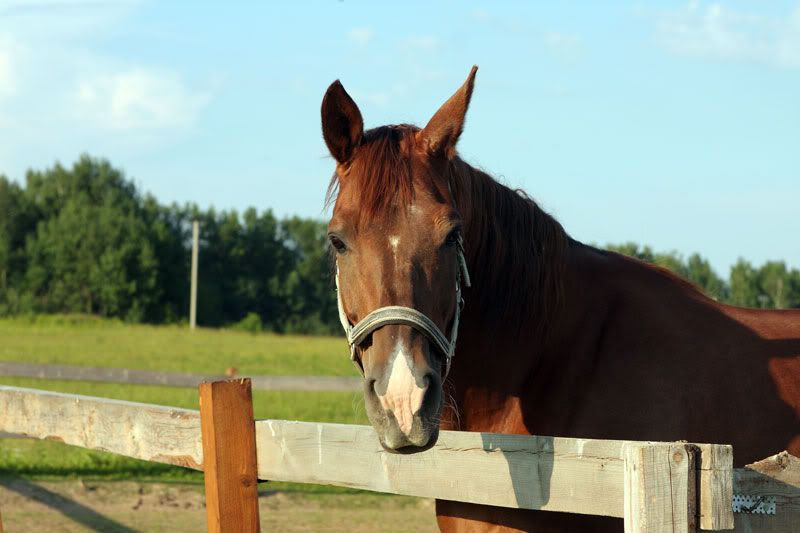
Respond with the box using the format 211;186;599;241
0;156;797;334
0;155;337;333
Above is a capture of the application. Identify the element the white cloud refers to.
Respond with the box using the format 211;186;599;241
347;27;374;46
657;2;800;68
0;0;216;178
0;0;212;133
74;68;211;130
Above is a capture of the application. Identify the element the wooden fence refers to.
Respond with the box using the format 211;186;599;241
0;379;797;532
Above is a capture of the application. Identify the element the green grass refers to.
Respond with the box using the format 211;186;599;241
0;314;352;376
0;318;369;490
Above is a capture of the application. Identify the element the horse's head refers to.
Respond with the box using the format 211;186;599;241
321;67;477;453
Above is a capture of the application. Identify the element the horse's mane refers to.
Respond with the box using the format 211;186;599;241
446;157;570;340
326;124;571;340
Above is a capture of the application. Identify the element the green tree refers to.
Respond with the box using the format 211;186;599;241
22;156;160;319
685;253;728;301
757;261;798;309
141;197;190;322
729;259;760;307
280;216;337;334
0;176;35;312
606;242;656;263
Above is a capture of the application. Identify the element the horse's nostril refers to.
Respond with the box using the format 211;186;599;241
425;371;440;389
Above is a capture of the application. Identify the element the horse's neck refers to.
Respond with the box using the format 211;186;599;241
443;241;680;434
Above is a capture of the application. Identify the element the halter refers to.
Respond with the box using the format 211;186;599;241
336;237;471;379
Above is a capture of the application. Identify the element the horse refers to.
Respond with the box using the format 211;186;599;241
320;66;800;532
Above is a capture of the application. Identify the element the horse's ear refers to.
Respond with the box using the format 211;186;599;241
321;80;364;164
419;65;477;159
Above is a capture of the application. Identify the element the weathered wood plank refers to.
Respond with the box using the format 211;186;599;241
199;379;260;533
624;442;696;533
256;420;631;517
0;385;202;470
695;443;734;530
0;361;361;391
731;451;800;533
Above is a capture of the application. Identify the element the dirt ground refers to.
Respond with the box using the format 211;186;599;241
0;480;438;532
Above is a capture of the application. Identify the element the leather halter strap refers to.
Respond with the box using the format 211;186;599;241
336;238;471;379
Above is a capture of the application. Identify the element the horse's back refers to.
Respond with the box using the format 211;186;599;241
579;254;800;463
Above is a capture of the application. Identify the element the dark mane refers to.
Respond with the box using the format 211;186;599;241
326;124;420;225
447;158;570;340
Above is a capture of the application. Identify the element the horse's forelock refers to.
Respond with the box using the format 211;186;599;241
326;125;420;226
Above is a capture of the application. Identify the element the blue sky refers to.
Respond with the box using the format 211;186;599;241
1;1;798;274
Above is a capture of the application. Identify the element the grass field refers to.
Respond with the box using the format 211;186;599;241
0;316;367;485
0;314;352;375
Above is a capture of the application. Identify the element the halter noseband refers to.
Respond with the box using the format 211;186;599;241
336;237;471;379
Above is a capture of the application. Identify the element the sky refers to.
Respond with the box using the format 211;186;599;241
0;0;798;275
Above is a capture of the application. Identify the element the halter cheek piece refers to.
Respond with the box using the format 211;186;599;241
336;237;471;379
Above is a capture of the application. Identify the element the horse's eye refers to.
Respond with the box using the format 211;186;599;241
329;235;347;254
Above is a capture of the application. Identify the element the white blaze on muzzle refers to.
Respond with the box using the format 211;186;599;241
378;344;427;435
336;237;471;380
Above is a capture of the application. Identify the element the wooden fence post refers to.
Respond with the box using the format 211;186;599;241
200;378;261;533
624;442;697;533
695;444;733;530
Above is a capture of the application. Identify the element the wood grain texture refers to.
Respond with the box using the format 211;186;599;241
696;443;734;530
0;361;361;391
200;379;260;533
731;451;800;533
0;385;202;469
624;442;696;533
256;420;632;517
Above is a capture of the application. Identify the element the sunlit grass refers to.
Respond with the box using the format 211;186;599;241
0;314;352;376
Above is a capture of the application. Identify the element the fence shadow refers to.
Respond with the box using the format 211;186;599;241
0;478;139;533
434;433;620;530
479;433;554;510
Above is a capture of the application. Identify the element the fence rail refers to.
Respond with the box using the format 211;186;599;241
1;381;798;532
0;361;361;391
0;384;202;470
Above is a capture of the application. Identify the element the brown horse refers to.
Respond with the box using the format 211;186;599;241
321;66;800;532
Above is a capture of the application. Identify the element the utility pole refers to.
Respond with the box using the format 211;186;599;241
190;220;199;331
